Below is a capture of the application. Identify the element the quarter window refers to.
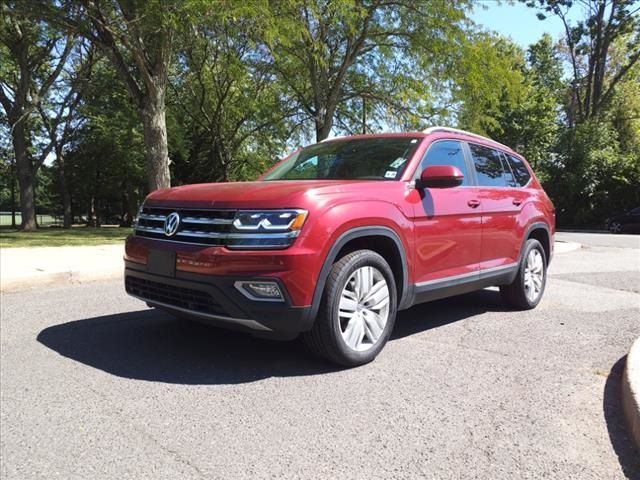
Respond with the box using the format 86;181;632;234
419;140;469;186
505;154;532;187
469;144;508;187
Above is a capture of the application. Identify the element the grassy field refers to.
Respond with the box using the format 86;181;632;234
0;214;59;226
0;226;131;248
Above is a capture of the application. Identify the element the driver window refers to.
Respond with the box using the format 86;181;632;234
419;140;469;186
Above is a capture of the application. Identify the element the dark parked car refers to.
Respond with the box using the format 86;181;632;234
606;207;640;233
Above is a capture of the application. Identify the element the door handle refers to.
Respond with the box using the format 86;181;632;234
467;199;480;208
513;199;523;206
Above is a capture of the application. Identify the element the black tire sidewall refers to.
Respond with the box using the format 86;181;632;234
325;251;397;365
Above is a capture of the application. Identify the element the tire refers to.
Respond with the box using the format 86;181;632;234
609;221;623;234
500;239;547;310
303;249;397;367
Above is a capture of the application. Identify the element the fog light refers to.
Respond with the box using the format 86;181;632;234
234;281;284;302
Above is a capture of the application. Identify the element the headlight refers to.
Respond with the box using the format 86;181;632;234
232;210;307;232
226;209;308;249
132;204;144;231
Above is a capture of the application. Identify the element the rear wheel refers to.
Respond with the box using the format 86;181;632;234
303;250;397;367
500;239;547;310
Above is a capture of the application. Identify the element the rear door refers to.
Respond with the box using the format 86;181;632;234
409;139;482;285
467;143;521;270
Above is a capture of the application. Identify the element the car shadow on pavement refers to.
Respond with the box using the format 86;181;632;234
37;289;506;385
604;356;640;479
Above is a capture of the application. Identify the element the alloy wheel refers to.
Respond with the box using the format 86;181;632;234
524;249;544;303
338;266;390;352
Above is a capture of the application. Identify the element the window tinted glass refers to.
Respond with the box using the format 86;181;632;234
419;140;468;186
469;144;507;187
506;154;532;187
501;152;517;187
264;137;420;181
631;207;640;215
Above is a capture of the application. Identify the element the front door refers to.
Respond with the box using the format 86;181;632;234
409;139;482;286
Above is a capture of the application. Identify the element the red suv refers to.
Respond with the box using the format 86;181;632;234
125;127;555;366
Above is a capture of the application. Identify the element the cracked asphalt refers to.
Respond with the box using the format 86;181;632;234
1;232;639;479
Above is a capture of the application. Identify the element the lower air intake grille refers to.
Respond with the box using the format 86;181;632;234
125;276;227;317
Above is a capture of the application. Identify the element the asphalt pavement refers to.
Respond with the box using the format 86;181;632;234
1;233;639;479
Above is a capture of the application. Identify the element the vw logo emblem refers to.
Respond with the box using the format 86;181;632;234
164;212;180;237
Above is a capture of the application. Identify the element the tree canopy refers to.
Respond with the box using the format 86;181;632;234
1;0;638;230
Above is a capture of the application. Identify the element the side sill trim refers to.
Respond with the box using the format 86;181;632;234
415;263;518;288
128;293;273;332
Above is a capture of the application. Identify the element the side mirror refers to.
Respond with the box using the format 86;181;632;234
418;165;464;188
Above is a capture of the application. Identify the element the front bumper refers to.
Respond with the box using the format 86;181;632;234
124;261;314;339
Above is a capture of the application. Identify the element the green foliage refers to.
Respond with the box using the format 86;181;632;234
265;0;472;140
2;0;638;230
61;56;147;223
454;33;527;135
169;10;292;183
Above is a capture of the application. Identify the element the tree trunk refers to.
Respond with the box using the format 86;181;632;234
140;88;171;191
87;195;99;227
315;114;333;142
11;121;37;231
56;148;72;228
10;160;16;228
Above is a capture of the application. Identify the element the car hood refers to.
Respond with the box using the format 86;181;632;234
144;180;400;210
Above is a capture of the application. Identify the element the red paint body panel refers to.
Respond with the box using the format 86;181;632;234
125;130;555;315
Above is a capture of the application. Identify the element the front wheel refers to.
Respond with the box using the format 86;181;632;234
303;250;397;367
609;221;623;234
500;239;547;310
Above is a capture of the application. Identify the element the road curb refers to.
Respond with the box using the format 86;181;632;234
554;240;581;254
0;268;123;293
622;336;640;454
0;244;124;293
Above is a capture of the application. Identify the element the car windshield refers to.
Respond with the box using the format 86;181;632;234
263;137;421;181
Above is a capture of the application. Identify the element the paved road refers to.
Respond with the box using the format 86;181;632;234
1;233;639;479
557;231;640;249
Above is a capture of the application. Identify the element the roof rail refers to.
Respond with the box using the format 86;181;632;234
422;126;512;151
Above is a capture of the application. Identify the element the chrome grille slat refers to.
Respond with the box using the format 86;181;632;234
181;216;234;225
136;225;165;234
138;213;166;221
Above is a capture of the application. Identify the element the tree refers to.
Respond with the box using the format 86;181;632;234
29;0;183;191
63;55;147;227
265;0;471;141
488;35;564;172
453;34;527;136
38;43;94;227
524;0;640;122
0;3;74;230
170;12;295;183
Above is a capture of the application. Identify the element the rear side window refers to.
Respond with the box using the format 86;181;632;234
505;154;532;187
419;140;469;186
469;144;508;187
500;152;517;187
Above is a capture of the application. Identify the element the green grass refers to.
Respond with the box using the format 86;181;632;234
0;226;131;248
0;214;58;226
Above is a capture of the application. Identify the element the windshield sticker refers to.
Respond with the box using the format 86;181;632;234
384;170;397;179
389;157;406;168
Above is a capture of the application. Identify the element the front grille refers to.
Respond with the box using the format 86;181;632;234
135;206;237;246
134;206;299;248
125;276;227;317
